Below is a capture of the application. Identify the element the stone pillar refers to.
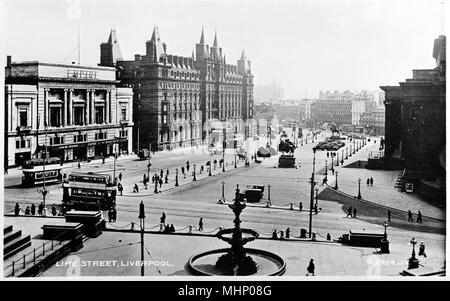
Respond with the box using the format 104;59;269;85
44;88;49;127
90;90;96;124
105;90;110;124
68;89;73;125
63;89;68;126
84;89;89;125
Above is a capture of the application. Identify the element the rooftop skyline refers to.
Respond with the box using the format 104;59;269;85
1;0;445;98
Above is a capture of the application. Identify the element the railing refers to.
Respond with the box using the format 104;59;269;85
4;230;69;277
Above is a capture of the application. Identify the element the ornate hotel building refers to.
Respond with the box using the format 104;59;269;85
99;27;254;152
4;56;133;168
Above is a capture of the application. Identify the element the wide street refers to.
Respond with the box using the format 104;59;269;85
3;129;446;276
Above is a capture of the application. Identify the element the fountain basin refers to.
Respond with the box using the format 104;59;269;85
187;248;286;276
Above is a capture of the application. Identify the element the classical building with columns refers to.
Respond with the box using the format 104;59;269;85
4;56;133;168
99;27;254;152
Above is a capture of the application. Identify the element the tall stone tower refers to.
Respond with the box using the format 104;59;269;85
100;28;123;67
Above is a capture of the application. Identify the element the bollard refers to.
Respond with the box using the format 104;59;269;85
312;232;317;241
189;225;193;234
290;202;294;210
327;233;331;241
131;222;135;231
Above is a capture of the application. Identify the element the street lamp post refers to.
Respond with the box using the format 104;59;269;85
334;171;338;190
208;164;212;176
331;156;334;174
193;164;197;181
315;186;319;207
309;148;317;238
353;140;356;154
346;147;348;159
341;149;344;165
380;221;390;253
175;168;179;186
220;181;225;203
222;128;226;172
138;201;146;277
38;123;49;215
336;152;339;166
147;142;152;180
357;178;362;199
324;160;328;175
408;237;419;269
267;184;271;204
349;145;352;157
234;151;237;169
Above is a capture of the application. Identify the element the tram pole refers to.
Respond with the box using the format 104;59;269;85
138;201;145;277
309;148;316;238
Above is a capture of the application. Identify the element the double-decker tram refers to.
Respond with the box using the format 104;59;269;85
22;157;63;187
62;172;117;211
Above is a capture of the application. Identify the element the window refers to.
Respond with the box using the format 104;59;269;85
19;110;28;127
95;132;107;140
74;107;84;125
121;108;127;121
16;139;30;149
119;129;128;137
95;107;104;124
50;136;64;145
74;134;87;143
162;115;167;124
49;107;61;127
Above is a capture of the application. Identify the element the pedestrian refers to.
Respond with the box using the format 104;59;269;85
119;172;122;182
118;183;123;195
165;174;168;183
160;169;164;179
370;177;374;186
186;161;190;172
314;204;318;215
38;202;44;215
161;212;166;224
408;210;413;222
134;183;139;193
280;230;285;240
31;203;36;215
143;174;147;183
112;208;117;222
286;227;290;238
388;209;391;222
108;209;112;222
418;242;427;257
51;205;57;216
144;180;148;189
307;259;315;276
367;178;370;186
272;230;278;240
327;152;329;158
417;211;422;223
169;224;175;233
159;178;163;188
25;206;31;215
14;203;20;216
181;166;185;176
77;162;81;169
353;207;357;219
198;217;204;231
346;206;353;218
166;169;169;177
299;202;303;211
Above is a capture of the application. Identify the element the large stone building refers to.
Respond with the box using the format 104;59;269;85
4;56;133;168
254;81;284;103
100;27;254;151
360;106;385;135
311;90;353;127
381;35;446;173
351;91;378;125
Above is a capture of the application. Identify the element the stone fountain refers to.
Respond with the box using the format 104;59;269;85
187;185;286;276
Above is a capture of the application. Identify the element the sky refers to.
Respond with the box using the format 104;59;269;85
0;0;446;98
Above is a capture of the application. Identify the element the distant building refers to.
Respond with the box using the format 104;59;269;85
254;81;284;103
381;35;446;173
100;27;254;151
351;91;378;125
311;91;353;127
4;56;133;168
360;106;385;135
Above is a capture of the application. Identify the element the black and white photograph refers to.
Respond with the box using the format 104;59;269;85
0;0;447;282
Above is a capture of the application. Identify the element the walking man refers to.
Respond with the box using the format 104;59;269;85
370;177;374;186
14;203;20;216
307;259;315;276
408;210;413;222
353;207;357;219
367;178;370;186
38;202;44;215
346;206;353;218
299;202;303;211
119;172;122;182
160;212;166;224
31;203;36;216
417;211;422;223
198;217;204;231
418;242;427;257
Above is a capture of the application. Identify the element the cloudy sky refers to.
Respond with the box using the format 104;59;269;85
1;0;445;98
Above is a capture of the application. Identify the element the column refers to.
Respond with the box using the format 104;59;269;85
44;88;49;127
105;90;110;124
84;89;89;125
91;90;96;124
68;89;73;125
63;89;68;126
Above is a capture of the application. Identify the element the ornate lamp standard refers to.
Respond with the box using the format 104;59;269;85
335;152;339;166
334;171;339;190
234;151;237;169
175;168;179;186
208;164;212;176
222;128;226;172
353;140;356;154
380;221;390;253
408;237;419;269
308;148;317;238
138;201;146;276
341;149;344;165
193;164;197;181
220;180;226;203
345;147;348;159
331;155;335;174
38;122;49;215
357;178;362;199
315;186;319;207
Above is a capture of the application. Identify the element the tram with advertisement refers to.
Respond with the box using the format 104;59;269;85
22;157;63;187
62;172;117;211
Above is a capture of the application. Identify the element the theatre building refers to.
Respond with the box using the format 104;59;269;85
4;56;133;168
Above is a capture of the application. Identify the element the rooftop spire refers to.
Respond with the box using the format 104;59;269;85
151;26;161;42
213;29;218;47
200;26;205;44
240;49;247;60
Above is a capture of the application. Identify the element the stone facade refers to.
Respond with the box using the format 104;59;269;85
4;57;133;168
380;35;446;172
360;106;385;135
100;27;254;151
